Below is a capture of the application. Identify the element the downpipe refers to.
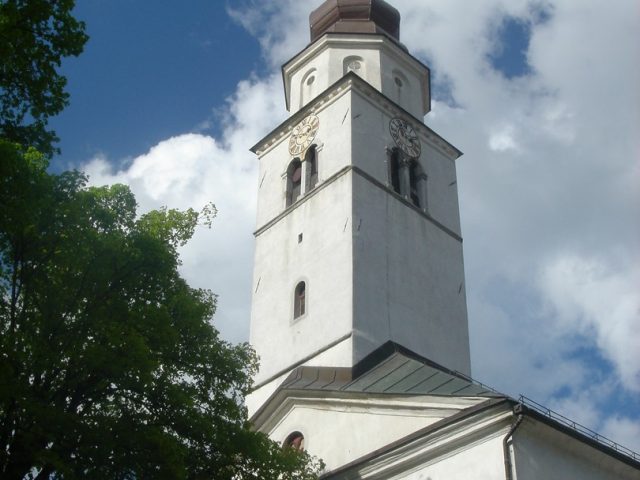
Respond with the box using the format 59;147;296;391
503;404;525;480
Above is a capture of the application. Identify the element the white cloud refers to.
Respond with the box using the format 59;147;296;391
82;0;640;451
488;124;520;152
539;254;640;392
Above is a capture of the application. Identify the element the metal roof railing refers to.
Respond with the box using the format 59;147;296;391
518;395;640;463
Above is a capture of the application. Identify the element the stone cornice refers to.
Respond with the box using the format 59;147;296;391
251;72;461;161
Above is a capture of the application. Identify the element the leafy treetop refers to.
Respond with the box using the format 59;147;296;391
0;141;323;479
0;0;88;157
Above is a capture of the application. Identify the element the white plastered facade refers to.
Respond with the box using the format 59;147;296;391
253;392;497;475
248;71;470;416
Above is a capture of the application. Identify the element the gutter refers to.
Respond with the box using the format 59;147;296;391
503;403;524;480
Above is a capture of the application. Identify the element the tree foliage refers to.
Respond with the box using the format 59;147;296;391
0;143;322;479
0;0;88;157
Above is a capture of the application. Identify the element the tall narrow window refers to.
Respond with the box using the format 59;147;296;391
409;159;427;210
389;148;401;194
294;282;306;319
305;145;318;190
286;159;302;206
409;160;421;208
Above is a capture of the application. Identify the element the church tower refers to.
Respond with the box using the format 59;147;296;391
247;0;470;414
244;3;640;477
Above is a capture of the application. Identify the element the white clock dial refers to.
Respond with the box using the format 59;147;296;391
289;114;320;156
389;117;421;158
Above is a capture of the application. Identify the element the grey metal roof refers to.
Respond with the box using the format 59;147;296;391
280;347;501;398
256;342;640;470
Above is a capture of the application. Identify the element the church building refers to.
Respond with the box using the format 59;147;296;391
245;1;640;478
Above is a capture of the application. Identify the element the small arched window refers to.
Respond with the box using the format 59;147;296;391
283;431;305;451
286;159;302;206
305;145;318;191
294;282;306;319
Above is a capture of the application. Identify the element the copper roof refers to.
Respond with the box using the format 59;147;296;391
310;0;401;42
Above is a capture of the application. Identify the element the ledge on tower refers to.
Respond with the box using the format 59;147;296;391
310;0;401;43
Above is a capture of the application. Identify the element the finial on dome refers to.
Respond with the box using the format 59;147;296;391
309;0;401;43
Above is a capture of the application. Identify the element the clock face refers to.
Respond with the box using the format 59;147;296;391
289;114;320;156
389;117;421;158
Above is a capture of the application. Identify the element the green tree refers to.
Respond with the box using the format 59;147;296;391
0;142;322;479
0;0;88;157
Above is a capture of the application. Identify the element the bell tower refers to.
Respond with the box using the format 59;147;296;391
247;0;470;415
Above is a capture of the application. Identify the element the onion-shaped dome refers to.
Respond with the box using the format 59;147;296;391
310;0;401;42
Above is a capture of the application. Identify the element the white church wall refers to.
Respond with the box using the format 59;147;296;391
267;394;486;473
350;91;390;182
250;173;355;386
422;141;463;236
254;137;290;229
390;434;506;480
320;404;514;479
350;90;462;237
351;172;471;375
303;334;354;367
512;419;640;480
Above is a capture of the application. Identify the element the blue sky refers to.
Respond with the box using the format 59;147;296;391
51;1;261;169
49;0;639;453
